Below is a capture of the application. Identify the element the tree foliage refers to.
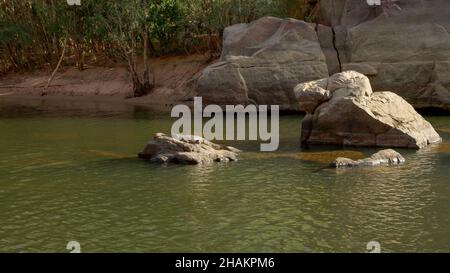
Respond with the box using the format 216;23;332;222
0;0;319;94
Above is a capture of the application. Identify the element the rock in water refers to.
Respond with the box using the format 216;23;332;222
331;149;405;168
319;0;450;111
194;4;450;112
196;16;329;111
295;71;442;149
138;133;241;165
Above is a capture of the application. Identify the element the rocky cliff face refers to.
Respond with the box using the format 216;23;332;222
319;0;450;111
196;17;330;111
196;1;450;111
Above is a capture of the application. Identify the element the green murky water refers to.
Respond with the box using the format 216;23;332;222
0;98;449;253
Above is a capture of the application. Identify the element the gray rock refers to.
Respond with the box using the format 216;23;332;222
138;133;241;165
319;0;450;111
331;149;406;168
196;16;329;110
295;71;442;149
195;1;450;111
316;24;341;75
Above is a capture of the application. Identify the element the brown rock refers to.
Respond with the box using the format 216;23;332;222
139;133;241;165
319;0;450;111
196;16;329;110
294;78;331;113
295;71;442;149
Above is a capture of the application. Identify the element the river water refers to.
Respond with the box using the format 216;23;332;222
0;98;449;252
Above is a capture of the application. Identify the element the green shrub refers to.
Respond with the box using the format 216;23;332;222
0;0;319;73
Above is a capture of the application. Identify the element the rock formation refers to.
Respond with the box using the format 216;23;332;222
138;133;241;165
331;149;405;168
295;71;442;149
319;0;450;111
196;16;329;111
195;1;450;112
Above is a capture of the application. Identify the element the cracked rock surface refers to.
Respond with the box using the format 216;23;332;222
319;0;450;111
138;133;241;165
295;71;442;149
196;16;329;111
196;1;450;112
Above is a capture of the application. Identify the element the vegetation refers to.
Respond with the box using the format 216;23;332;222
0;0;319;96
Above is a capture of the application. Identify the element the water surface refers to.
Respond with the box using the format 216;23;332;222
0;98;449;252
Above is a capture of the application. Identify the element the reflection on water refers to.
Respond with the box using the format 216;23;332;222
0;99;449;252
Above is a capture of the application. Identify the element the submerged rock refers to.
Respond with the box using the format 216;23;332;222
331;149;405;168
138;133;241;165
295;71;442;149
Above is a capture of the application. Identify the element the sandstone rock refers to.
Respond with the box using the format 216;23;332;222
316;24;341;75
331;149;405;168
195;2;450;111
319;0;450;111
196;16;329;110
138;133;241;165
294;78;330;113
295;71;442;149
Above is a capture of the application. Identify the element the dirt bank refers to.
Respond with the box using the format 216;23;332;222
0;54;211;112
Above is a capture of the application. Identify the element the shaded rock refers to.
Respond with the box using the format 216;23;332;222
295;71;442;149
316;24;341;75
319;0;450;111
196;16;329;110
331;149;405;168
196;62;249;105
138;133;241;165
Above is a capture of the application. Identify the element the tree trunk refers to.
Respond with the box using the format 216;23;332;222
6;44;20;69
126;52;145;97
125;28;154;98
142;27;154;93
42;37;67;96
75;43;85;71
143;28;150;86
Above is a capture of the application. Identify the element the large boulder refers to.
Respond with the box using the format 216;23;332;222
138;133;241;165
319;0;450;111
196;16;330;111
295;71;442;149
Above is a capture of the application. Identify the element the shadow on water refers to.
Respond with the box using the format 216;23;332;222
0;97;167;119
417;107;450;116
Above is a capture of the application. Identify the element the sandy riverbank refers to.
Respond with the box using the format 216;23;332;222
0;54;211;112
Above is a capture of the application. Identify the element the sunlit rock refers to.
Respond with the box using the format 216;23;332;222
331;149;405;168
319;0;450;111
138;133;241;165
295;71;442;149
